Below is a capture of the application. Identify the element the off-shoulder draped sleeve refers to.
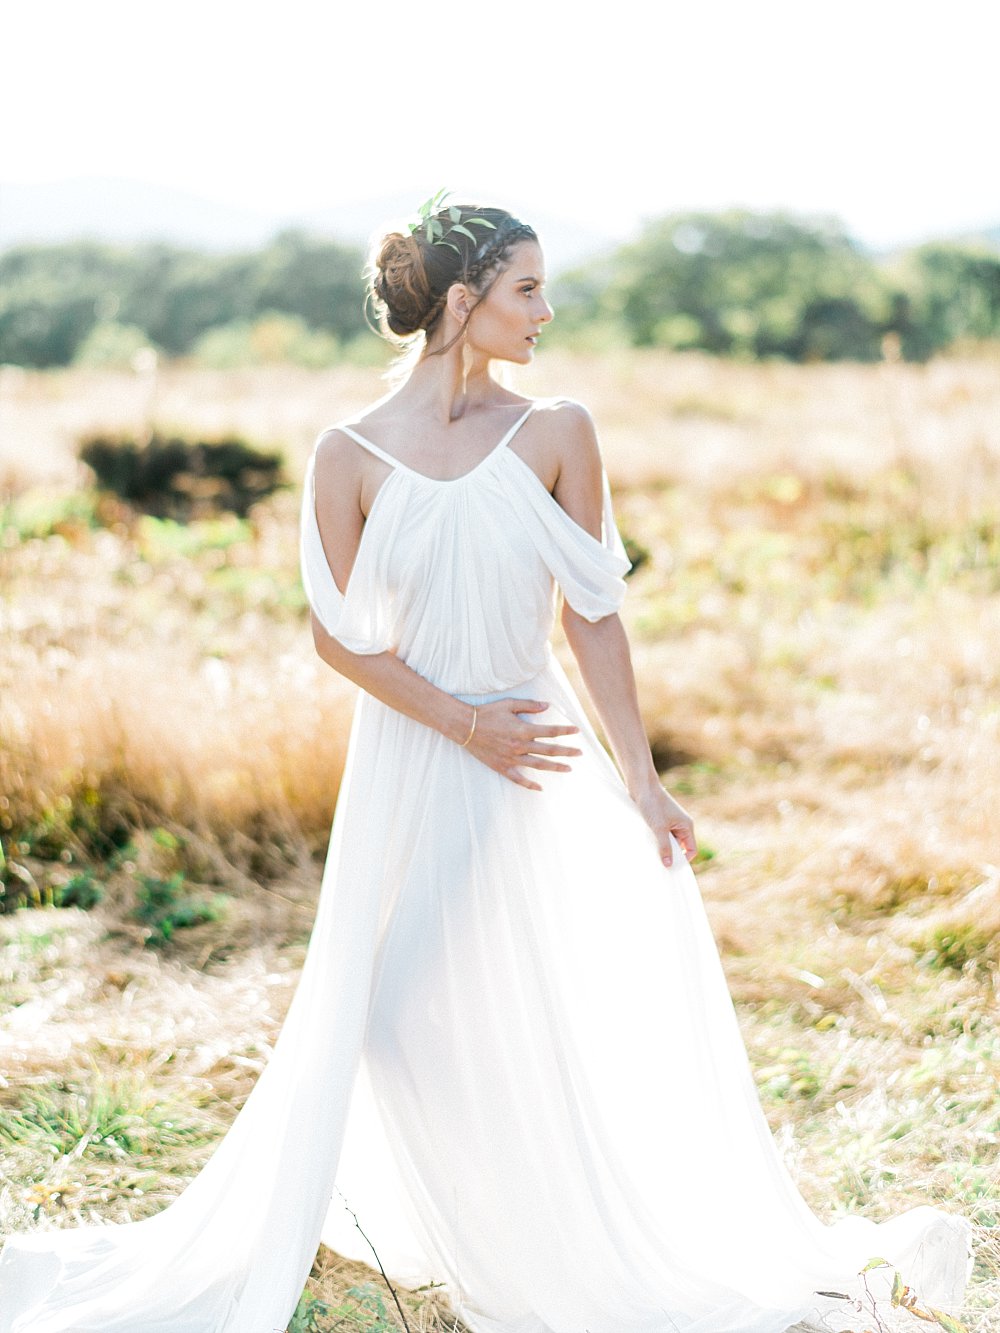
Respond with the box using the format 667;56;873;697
299;449;395;655
503;453;632;622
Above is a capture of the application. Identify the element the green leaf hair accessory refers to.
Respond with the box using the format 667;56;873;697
407;190;497;256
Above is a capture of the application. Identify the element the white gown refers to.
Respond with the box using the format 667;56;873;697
0;401;971;1332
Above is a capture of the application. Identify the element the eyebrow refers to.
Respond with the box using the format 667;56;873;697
514;274;543;282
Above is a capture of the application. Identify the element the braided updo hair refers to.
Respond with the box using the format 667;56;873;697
369;204;537;349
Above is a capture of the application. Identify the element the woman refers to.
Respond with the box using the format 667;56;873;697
0;201;970;1332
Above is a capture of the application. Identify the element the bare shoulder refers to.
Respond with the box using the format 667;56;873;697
315;425;364;469
313;427;366;501
532;396;597;437
534;400;605;537
530;398;602;486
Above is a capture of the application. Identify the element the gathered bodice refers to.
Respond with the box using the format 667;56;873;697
299;402;631;695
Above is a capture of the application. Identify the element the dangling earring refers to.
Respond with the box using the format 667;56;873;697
460;328;473;401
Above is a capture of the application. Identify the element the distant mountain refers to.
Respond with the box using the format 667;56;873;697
0;178;619;274
4;177;997;271
954;222;1000;251
866;223;1000;261
0;178;278;251
297;191;620;272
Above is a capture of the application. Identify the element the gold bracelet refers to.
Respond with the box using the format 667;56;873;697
459;705;478;747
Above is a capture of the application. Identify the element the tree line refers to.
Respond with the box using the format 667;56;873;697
552;211;1000;362
0;231;365;368
1;212;998;368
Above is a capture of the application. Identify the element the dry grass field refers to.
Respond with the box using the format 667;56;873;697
1;348;998;1330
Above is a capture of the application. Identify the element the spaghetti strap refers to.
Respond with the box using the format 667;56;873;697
493;402;536;453
329;403;538;485
333;425;402;471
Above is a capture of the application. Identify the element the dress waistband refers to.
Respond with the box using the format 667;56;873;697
453;664;553;708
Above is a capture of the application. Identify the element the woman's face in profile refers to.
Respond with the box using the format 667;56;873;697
467;241;553;363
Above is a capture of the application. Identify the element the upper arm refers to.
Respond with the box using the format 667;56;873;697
547;402;620;632
549;401;604;542
312;429;366;597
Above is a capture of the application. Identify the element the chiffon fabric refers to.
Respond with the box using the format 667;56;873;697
0;400;970;1332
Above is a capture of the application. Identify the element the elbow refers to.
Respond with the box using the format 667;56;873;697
312;638;338;674
310;613;393;676
310;612;328;657
311;613;348;672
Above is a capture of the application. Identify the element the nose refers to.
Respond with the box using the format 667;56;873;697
538;295;554;324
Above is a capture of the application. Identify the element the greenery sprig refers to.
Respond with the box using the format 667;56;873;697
406;189;497;257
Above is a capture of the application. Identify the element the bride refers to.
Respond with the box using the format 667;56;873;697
0;198;970;1332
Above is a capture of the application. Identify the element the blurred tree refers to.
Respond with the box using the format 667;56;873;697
889;243;1000;358
192;312;340;369
0;242;138;365
73;320;154;369
0;235;369;367
250;230;366;341
4;221;999;367
591;210;893;361
118;247;257;354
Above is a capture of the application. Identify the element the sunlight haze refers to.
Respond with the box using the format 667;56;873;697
3;0;998;249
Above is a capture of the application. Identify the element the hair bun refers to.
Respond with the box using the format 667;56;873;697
373;232;436;336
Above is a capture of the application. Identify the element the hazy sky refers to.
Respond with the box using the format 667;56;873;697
5;0;997;247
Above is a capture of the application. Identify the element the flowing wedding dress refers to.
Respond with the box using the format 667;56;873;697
0;401;970;1333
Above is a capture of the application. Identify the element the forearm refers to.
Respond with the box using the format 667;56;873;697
562;609;659;797
311;616;472;744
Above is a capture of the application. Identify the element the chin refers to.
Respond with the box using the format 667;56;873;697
484;343;533;366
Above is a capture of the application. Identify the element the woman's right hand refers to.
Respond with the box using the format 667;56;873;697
460;698;582;791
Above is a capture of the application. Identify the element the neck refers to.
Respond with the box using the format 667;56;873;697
400;333;500;424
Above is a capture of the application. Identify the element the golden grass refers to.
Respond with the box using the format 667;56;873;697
1;350;998;1328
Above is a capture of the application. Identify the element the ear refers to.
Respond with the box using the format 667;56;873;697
445;282;472;324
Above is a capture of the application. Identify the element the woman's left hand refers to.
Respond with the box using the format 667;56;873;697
631;783;697;867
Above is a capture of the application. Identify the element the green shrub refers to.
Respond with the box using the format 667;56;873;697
0;489;103;540
288;1284;393;1332
191;313;340;369
16;785;134;865
72;321;155;369
621;530;650;575
53;871;104;911
78;432;286;521
917;925;996;973
132;872;227;947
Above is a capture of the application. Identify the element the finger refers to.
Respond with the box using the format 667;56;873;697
508;698;549;713
663;827;697;865
660;836;673;867
677;827;698;861
503;768;542;791
528;742;583;758
521;758;573;773
525;724;580;738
